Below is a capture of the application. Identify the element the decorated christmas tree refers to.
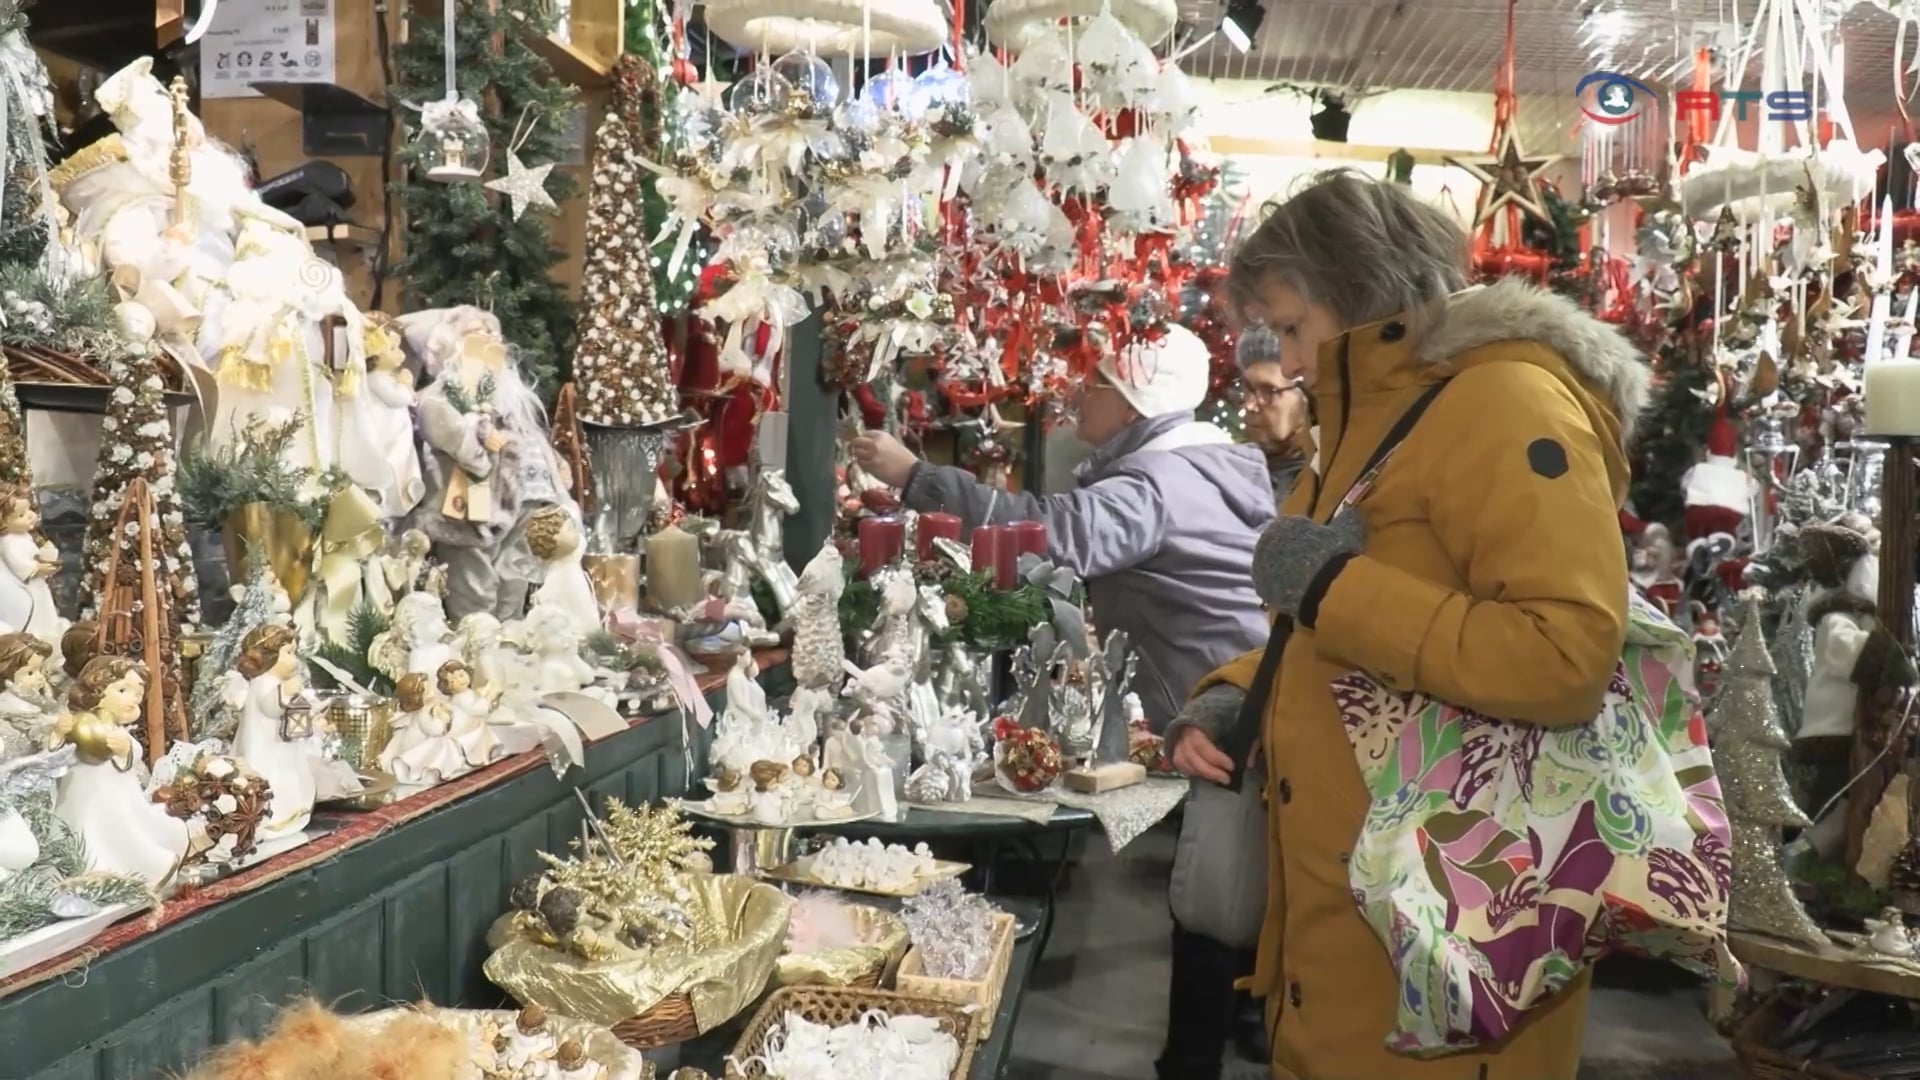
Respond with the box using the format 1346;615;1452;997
394;0;577;389
1630;336;1716;529
572;55;681;427
1180;161;1248;438
82;351;199;628
1711;597;1827;946
188;548;281;740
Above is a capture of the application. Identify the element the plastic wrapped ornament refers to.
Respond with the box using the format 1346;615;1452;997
1041;92;1115;193
967;51;1014;108
415;97;491;182
1075;9;1158;107
1146;63;1202;134
1010;31;1075;98
726;67;794;115
992;723;1063;794
862;70;921;117
1107;138;1176;234
771;51;840;114
977;103;1035;164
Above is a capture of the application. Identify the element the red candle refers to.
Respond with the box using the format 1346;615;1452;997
918;512;962;560
1010;520;1048;559
992;532;1020;590
857;516;906;576
970;525;1006;584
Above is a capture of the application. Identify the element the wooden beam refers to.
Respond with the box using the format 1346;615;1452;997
1202;136;1461;167
156;0;184;50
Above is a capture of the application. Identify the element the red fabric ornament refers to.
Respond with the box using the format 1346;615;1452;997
1684;507;1743;542
670;57;698;87
1473;246;1550;283
995;726;1064;793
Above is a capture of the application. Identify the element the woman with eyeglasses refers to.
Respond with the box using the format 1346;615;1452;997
1236;324;1313;504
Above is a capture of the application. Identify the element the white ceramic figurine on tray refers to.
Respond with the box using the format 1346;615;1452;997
224;625;316;838
525;505;601;637
0;484;65;656
0;633;55;758
47;656;190;887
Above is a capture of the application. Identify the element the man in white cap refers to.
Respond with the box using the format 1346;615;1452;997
853;324;1274;1080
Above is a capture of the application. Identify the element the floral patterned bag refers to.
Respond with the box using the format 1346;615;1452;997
1330;589;1739;1055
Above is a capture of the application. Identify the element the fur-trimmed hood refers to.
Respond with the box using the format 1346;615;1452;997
1414;278;1651;444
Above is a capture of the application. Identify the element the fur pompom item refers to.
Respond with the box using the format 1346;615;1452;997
784;889;866;953
347;1011;465;1080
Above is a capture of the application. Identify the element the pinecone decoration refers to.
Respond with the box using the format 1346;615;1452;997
1891;842;1920;916
944;593;969;625
790;592;846;690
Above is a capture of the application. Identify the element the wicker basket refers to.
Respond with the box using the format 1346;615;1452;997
894;911;1017;1039
1731;992;1869;1080
726;987;977;1079
607;992;701;1050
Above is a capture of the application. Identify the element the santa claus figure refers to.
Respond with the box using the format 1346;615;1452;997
1626;516;1684;617
1681;415;1757;544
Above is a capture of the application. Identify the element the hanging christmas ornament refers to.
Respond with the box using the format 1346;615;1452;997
412;0;491;182
1446;124;1561;228
487;152;558;219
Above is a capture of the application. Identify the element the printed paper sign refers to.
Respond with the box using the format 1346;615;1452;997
200;0;336;100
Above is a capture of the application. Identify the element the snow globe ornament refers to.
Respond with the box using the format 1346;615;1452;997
770;52;839;114
416;97;491;182
726;67;793;115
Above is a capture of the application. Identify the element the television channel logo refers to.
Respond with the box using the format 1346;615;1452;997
1576;71;1814;125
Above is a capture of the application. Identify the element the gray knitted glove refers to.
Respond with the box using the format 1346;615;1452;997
1251;508;1366;627
1164;684;1246;745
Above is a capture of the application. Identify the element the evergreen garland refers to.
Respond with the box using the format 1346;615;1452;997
310;600;394;696
837;566;1049;651
0;796;150;941
394;0;578;390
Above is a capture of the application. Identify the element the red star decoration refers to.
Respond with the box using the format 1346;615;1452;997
1445;125;1561;228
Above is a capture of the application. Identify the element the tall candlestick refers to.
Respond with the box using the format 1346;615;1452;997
918;512;961;560
1864;360;1920;438
1010;520;1048;559
857;516;906;576
645;524;703;612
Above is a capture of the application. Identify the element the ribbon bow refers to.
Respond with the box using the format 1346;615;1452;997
1017;552;1088;660
419;96;482;131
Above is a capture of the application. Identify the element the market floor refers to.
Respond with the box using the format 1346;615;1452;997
1004;821;1741;1080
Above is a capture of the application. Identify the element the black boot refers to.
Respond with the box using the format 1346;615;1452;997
1155;925;1239;1080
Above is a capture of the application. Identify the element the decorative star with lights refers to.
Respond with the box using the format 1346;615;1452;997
1445;126;1562;228
485;152;558;221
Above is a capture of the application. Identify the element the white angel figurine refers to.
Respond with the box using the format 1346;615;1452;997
436;660;502;767
380;529;433;598
224;625;315;838
724;650;769;729
0;632;55;758
454;612;510;696
379;672;474;785
0;747;75;882
0;484;65;653
525;505;601;637
515;604;597;694
48;656;191;887
337;313;426;519
372;591;456;683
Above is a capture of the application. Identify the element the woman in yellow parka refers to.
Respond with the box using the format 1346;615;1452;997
1176;171;1648;1079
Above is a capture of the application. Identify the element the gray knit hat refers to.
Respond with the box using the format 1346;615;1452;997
1236;324;1281;371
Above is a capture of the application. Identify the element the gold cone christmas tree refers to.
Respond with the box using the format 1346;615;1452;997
82;350;199;628
1712;596;1825;946
572;56;679;428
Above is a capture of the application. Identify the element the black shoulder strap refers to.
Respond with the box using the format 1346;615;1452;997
1215;379;1453;792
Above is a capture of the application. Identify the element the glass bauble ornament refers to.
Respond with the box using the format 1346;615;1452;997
415;97;491;182
862;70;916;114
912;61;968;110
771;52;839;111
726;67;793;115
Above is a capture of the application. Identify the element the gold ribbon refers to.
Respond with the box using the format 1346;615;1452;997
313;486;384;639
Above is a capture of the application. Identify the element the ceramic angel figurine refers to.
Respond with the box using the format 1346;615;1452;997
372;591;456;683
504;1005;559;1071
379;672;464;784
0;748;72;882
46;657;191;886
526;506;600;637
224;625;316;838
454;612;510;696
0;633;55;759
1865;906;1915;958
380;529;434;598
439;659;501;761
0;484;65;654
515;603;597;694
338;313;426;519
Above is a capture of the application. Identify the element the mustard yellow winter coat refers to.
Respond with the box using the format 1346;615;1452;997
1200;279;1648;1080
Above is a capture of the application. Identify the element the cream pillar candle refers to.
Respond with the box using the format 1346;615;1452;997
645;524;703;612
1864;360;1920;437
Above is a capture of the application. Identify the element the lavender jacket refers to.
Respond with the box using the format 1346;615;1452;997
903;411;1274;731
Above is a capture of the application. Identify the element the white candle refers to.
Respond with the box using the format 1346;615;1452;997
1863;359;1920;437
645;524;704;612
